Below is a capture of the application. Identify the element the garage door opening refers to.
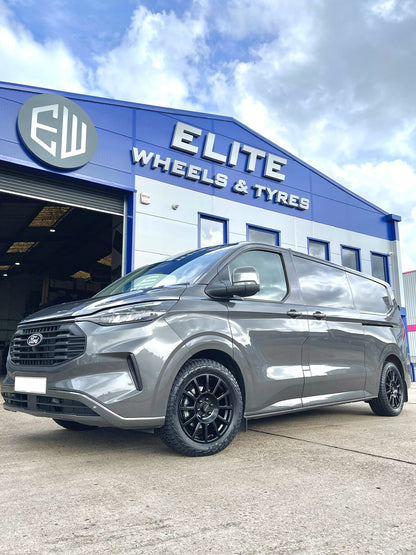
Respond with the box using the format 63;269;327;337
0;192;124;372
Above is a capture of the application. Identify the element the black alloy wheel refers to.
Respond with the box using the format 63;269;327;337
160;359;243;456
369;361;405;416
179;373;234;443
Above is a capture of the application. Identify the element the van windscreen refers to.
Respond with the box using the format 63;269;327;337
94;244;234;298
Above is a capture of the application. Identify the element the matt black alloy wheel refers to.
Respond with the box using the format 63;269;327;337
160;359;243;456
179;373;234;443
385;366;403;409
369;361;405;416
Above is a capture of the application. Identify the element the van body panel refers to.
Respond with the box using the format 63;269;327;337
227;298;308;413
302;307;366;398
363;324;409;396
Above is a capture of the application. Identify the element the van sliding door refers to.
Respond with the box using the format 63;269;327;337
293;256;366;404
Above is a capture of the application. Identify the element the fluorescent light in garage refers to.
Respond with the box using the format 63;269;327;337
29;206;71;227
71;270;91;280
7;241;38;253
98;254;112;267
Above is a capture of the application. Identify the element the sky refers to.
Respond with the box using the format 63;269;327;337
1;0;416;270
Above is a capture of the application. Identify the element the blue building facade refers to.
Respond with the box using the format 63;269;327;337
0;81;405;363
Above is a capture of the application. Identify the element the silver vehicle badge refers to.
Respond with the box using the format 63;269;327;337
27;333;43;347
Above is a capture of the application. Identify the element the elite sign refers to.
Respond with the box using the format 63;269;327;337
17;93;97;170
132;121;310;211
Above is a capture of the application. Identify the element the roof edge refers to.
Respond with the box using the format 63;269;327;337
0;80;395;218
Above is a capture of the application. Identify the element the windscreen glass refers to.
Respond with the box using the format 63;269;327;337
94;245;234;298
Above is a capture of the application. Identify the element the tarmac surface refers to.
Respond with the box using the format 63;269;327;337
1;385;415;554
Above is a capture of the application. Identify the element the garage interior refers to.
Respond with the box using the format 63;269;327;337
0;191;123;372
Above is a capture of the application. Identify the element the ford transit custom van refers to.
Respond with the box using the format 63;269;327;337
1;243;411;456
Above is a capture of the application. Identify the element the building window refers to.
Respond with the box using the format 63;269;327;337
199;214;228;248
247;225;279;246
341;246;360;271
371;252;389;283
308;239;329;260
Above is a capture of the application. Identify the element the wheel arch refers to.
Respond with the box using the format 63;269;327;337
189;349;246;409
152;335;248;419
384;354;408;402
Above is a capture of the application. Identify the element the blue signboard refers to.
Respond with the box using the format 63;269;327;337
0;81;397;241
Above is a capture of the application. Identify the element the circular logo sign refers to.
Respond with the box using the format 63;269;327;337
17;93;97;170
27;333;44;347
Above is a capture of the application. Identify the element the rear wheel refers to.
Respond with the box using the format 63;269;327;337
160;359;243;456
53;419;97;431
369;361;405;416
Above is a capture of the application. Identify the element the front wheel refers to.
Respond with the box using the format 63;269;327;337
369;361;405;416
159;359;243;456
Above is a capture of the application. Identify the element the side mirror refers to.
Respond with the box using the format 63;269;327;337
206;266;260;299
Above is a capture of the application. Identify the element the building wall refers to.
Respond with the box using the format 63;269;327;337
134;176;397;282
0;81;405;304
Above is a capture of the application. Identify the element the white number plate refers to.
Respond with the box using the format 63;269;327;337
15;376;47;394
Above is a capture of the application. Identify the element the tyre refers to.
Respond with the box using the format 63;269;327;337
159;359;243;456
53;419;97;431
369;361;405;416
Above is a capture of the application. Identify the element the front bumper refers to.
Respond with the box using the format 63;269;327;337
1;384;165;429
1;317;184;429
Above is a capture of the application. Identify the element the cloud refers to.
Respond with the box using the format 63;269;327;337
207;0;416;165
94;5;208;109
323;160;416;216
0;1;91;93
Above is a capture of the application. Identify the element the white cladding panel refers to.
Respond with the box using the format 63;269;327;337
134;175;396;290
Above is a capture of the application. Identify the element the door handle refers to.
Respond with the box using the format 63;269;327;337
313;311;326;320
287;309;304;318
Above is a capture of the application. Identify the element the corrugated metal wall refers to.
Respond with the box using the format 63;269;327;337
404;272;416;325
403;271;416;363
0;164;125;215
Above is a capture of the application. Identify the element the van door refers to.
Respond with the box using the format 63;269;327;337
293;255;366;405
226;249;309;416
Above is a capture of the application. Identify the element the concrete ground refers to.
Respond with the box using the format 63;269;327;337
1;386;415;554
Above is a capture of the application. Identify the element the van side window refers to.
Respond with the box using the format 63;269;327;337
347;273;393;313
228;250;287;302
294;256;354;308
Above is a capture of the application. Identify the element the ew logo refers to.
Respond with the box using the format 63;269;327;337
18;93;97;170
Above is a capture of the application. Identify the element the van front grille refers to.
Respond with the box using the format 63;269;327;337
35;396;97;415
9;323;86;366
2;392;28;409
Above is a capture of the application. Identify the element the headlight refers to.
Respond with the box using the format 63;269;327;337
83;301;176;326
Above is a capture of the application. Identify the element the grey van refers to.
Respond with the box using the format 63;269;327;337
1;243;412;456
